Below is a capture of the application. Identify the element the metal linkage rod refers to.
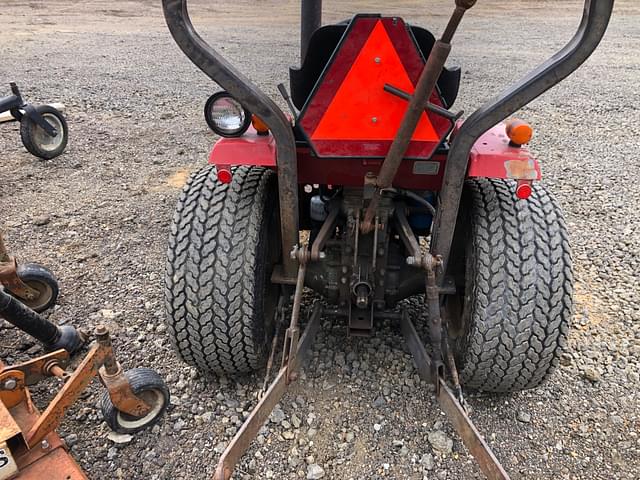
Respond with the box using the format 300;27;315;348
362;1;476;233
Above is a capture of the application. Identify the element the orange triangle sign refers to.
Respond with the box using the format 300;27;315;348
311;20;438;142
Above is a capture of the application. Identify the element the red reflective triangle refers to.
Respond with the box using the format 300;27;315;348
311;20;438;142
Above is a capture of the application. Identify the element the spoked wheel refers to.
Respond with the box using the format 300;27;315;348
10;263;60;313
100;368;170;434
20;105;68;160
444;179;573;393
166;165;281;376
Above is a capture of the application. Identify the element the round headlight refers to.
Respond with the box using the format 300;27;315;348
204;92;251;137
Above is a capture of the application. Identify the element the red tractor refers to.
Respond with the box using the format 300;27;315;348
162;0;613;478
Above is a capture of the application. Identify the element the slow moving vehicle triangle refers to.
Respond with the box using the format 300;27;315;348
311;20;439;142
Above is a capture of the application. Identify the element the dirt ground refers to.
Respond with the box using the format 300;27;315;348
1;0;639;479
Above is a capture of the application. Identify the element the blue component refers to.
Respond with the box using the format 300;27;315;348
407;191;435;234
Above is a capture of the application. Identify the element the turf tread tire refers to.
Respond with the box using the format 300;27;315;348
453;179;573;393
165;165;278;376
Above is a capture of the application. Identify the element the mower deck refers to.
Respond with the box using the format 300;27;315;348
0;393;86;480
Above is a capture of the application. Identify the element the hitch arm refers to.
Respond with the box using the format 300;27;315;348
214;302;323;480
162;0;300;279
431;0;615;276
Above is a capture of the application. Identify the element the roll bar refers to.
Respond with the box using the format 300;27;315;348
301;0;322;61
162;0;613;282
162;0;300;279
431;0;614;275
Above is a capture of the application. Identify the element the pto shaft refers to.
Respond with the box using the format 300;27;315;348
0;287;83;353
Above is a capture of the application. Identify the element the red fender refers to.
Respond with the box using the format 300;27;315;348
208;126;277;172
464;122;541;181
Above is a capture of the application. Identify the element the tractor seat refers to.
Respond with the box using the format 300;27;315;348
289;22;461;112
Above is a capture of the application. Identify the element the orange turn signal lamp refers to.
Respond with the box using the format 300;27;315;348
505;119;533;146
252;115;270;136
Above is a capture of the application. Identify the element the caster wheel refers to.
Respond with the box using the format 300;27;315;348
12;263;59;313
20;105;68;160
100;368;170;434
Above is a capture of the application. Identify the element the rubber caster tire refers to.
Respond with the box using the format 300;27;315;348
100;368;170;434
20;105;68;160
12;263;59;313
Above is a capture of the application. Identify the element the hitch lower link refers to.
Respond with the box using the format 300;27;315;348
213;241;510;480
214;245;321;480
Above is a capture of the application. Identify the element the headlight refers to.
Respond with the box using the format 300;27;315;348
204;92;251;137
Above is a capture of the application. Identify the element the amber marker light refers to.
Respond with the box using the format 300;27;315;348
505;119;533;146
252;115;270;136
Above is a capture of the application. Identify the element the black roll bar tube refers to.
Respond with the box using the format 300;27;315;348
430;0;614;277
162;0;300;279
301;0;322;62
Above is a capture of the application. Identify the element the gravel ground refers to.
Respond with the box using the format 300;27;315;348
1;0;639;479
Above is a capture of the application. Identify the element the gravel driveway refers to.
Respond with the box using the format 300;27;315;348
1;0;638;479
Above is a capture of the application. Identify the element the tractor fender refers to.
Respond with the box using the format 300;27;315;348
208;127;277;170
464;122;541;181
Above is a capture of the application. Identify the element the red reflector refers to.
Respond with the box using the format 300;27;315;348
516;180;532;200
217;168;232;184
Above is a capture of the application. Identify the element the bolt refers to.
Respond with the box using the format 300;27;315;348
356;296;368;309
41;440;50;450
374;57;381;63
318;252;326;259
95;324;107;336
341;266;348;274
406;257;416;266
371;117;378;123
378;248;385;256
340;277;347;284
2;378;17;390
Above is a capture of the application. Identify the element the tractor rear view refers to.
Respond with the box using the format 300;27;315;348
162;0;613;478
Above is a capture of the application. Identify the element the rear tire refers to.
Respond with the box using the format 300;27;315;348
165;165;281;376
446;179;573;393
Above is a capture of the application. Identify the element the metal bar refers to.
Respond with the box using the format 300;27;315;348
430;0;615;277
394;206;421;258
400;311;510;480
281;261;307;375
0;103;65;124
301;0;322;63
25;344;106;448
361;1;476;233
214;302;323;480
383;83;462;121
0;287;61;346
310;206;339;261
162;0;299;279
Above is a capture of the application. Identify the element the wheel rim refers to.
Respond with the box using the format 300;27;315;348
21;279;54;311
32;113;65;153
116;389;165;430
